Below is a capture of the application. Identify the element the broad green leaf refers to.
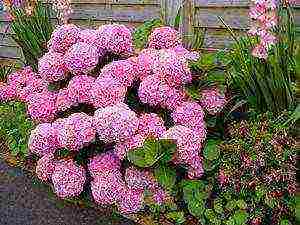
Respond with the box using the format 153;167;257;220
214;202;224;214
236;200;247;209
154;165;176;192
225;200;236;211
188;199;205;218
233;210;248;225
203;139;221;161
127;139;176;168
165;211;186;224
204;209;215;221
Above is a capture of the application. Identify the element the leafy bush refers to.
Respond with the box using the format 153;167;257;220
0;101;33;157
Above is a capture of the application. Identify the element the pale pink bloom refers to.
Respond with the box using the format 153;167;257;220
93;103;139;143
153;49;192;88
162;125;204;179
99;59;137;87
218;169;229;186
90;76;127;109
257;11;278;29
55;113;96;151
77;29;105;53
36;153;56;182
91;171;126;205
249;3;268;19
88;152;121;178
172;101;207;137
148;26;182;49
98;24;134;56
258;30;277;47
28;123;58;157
64;42;99;75
26;91;58;123
48;24;80;53
67;75;95;104
56;88;77;112
200;87;226;115
251;43;268;59
38;51;68;83
136;48;160;80
172;45;200;61
117;187;144;214
137;113;166;139
50;0;73;24
52;159;86;199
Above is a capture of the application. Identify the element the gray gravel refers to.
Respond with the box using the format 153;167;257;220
0;160;135;225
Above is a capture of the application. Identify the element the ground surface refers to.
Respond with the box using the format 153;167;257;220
0;159;135;225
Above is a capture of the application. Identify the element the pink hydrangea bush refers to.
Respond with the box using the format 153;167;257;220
0;23;229;217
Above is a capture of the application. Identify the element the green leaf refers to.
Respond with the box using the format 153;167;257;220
225;200;236;211
154;165;176;192
236;200;247;210
173;7;182;30
233;210;248;225
127;139;176;168
203;139;221;161
166;211;186;224
204;209;215;221
214;202;224;214
280;219;291;225
188;199;205;218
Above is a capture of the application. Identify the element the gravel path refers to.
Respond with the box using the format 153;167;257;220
0;160;135;225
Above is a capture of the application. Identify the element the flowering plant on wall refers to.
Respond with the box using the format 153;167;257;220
0;23;227;223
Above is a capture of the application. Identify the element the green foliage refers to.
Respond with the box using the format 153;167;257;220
220;3;296;114
11;1;53;70
203;139;221;161
0;64;14;81
154;165;176;192
0;101;34;157
132;18;163;50
127;138;176;168
165;211;186;224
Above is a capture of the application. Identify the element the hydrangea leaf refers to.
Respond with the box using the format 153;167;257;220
154;165;176;192
165;211;186;224
187;199;205;218
203;139;221;161
128;139;176;168
233;210;248;225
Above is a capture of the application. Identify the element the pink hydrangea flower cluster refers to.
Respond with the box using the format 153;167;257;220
28;112;95;155
248;0;278;59
89;152;167;214
162;125;204;179
199;87;226;115
148;26;182;50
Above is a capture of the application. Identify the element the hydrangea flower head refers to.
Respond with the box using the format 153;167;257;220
55;113;96;151
148;26;182;49
67;75;95;104
114;134;145;160
199;87;226;115
172;101;206;137
56;88;77;112
48;24;80;53
93;103;139;143
64;42;99;75
99;59;137;87
98;24;134;56
117;187;144;215
38;51;68;83
36;153;56;182
26;91;58;123
28;123;58;156
88;151;121;177
52;159;86;199
138;113;166;138
154;49;192;87
136;48;160;80
162;125;204;179
91;170;126;205
90;76;127;108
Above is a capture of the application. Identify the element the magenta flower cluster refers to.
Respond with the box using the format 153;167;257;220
248;0;278;59
0;24;227;215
